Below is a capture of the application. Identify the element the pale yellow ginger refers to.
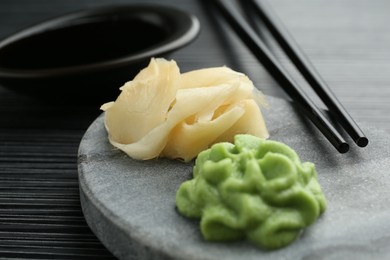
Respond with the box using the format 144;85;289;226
101;58;268;162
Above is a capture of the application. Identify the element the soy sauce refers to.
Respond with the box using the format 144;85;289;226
0;19;167;69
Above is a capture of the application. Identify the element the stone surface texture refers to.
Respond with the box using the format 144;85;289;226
78;96;390;260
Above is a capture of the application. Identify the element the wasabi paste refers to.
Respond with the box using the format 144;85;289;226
175;134;327;249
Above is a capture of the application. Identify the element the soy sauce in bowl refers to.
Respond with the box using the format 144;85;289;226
1;19;166;70
0;5;200;103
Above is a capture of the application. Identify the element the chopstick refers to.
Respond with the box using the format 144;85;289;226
248;0;368;148
209;0;366;153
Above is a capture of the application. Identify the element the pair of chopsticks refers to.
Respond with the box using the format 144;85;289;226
210;0;368;153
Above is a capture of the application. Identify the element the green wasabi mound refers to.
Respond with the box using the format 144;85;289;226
175;134;327;250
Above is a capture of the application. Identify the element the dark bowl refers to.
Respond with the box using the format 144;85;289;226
0;4;200;103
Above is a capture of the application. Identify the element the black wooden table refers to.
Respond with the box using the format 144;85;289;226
1;0;389;259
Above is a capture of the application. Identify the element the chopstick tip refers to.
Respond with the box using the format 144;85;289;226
338;142;350;154
356;136;369;148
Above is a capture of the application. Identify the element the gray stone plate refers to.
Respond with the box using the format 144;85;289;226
78;96;390;260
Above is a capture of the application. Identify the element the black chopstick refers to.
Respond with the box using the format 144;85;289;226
210;0;350;153
249;0;368;148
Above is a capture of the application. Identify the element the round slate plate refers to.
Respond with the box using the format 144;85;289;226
78;96;390;260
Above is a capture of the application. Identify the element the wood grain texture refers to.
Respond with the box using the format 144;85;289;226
0;0;389;258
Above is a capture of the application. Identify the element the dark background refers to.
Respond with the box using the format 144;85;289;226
1;0;389;258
